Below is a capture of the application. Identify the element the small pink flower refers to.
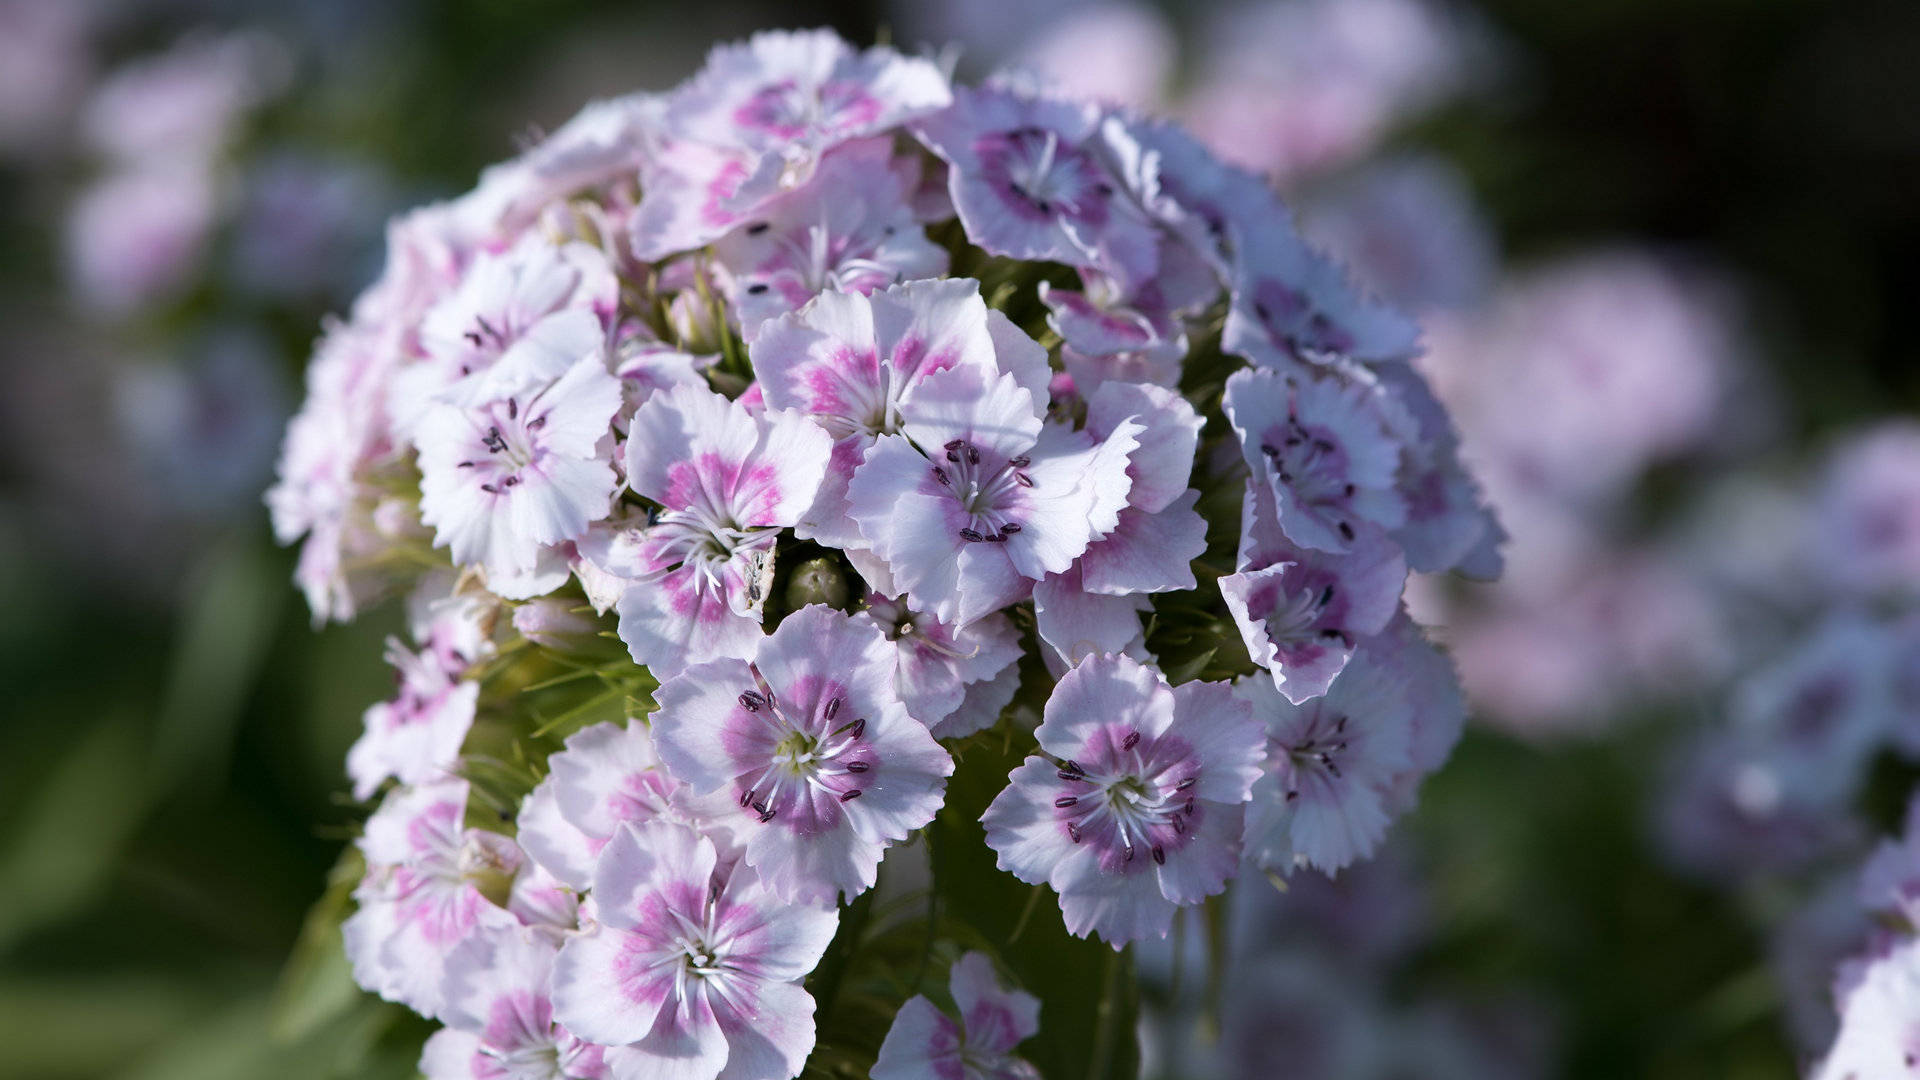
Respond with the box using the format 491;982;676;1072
344;780;526;1018
516;720;731;891
846;362;1138;626
1225;477;1408;703
983;654;1264;946
850;592;1023;736
614;383;832;677
710;138;948;338
1223;216;1419;369
416;356;623;590
630;30;950;260
750;278;1050;550
650;604;954;903
871;951;1042;1080
345;635;481;801
550;822;839;1080
1223;364;1408;555
421;928;609;1079
913;84;1160;289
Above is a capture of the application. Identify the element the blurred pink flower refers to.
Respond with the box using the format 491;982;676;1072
1812;421;1920;599
65;166;220;317
1008;3;1176;110
80;29;288;168
1184;0;1479;182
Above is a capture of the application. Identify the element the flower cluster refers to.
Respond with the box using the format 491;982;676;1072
269;28;1497;1079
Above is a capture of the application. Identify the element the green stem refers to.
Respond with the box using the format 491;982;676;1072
1086;947;1129;1080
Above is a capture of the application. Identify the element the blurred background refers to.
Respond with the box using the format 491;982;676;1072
1;0;1917;1077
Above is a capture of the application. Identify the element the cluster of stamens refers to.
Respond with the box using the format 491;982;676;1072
1052;730;1201;868
1260;419;1359;541
733;677;871;823
1268;578;1352;647
930;438;1032;544
993;125;1111;219
456;396;549;496
1281;713;1350;800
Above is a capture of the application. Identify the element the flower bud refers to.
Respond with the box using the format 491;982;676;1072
512;597;620;661
667;286;724;355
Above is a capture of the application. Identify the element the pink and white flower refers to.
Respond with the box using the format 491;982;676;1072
847;362;1138;626
630;31;950;260
750;278;1050;549
913;84;1160;289
550;822;838;1080
851;591;1024;737
1031;381;1207;663
1237;646;1418;876
344;780;527;1018
345;636;481;801
515;720;728;891
614;383;832;676
650;604;954;903
710;138;948;338
982;654;1264;945
1223;216;1420;370
1040;276;1192;391
421;929;609;1079
871;951;1042;1080
416;356;623;590
399;235;618;429
1226;476;1408;703
1224;364;1408;555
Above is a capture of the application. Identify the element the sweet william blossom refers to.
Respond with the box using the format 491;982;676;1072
344;780;526;1019
1226;476;1408;703
630;30;950;260
871;951;1042;1080
552;822;838;1080
416;356;623;590
1224;363;1408;555
983;654;1264;945
850;590;1024;737
1238;645;1419;876
709;138;948;338
750;278;1050;549
847;361;1139;626
913;83;1161;291
421;929;608;1080
345;635;481;801
515;720;729;891
615;383;832;677
651;604;954;903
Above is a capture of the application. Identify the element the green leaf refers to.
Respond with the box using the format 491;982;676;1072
269;846;366;1043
